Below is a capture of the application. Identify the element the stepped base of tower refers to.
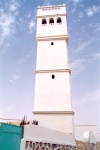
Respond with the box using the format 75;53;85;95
32;111;74;134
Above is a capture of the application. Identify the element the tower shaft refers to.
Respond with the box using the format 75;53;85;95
33;4;74;134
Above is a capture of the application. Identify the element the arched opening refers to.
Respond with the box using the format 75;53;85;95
42;18;47;25
57;17;62;23
49;18;54;24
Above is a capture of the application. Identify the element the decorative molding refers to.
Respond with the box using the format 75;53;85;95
33;111;74;115
36;35;68;41
37;13;67;18
34;69;71;74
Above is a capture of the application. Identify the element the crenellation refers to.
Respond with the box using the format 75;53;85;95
37;4;66;17
37;4;66;9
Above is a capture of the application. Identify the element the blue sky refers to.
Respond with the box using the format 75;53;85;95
0;0;100;131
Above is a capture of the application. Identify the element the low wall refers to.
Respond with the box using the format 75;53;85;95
96;142;100;150
20;124;100;150
76;140;100;150
20;124;76;150
23;124;76;146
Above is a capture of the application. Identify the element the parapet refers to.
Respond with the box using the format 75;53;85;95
37;4;67;17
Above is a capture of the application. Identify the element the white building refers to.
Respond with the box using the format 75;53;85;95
33;4;74;134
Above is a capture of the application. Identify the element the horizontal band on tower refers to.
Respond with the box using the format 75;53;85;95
37;13;67;18
33;111;74;115
34;69;71;74
36;35;68;41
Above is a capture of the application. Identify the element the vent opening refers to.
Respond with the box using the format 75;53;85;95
51;75;55;79
51;42;54;45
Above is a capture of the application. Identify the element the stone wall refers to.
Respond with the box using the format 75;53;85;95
76;140;100;150
96;142;100;150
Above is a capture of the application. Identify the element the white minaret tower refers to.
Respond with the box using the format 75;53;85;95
33;4;74;134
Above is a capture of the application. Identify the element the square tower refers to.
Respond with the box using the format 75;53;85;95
33;4;74;134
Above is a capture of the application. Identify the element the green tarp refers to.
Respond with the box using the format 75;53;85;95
0;123;22;150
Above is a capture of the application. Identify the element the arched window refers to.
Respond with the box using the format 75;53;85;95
49;18;54;24
57;17;62;24
42;18;47;25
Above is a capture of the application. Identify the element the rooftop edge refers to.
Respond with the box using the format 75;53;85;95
37;4;67;9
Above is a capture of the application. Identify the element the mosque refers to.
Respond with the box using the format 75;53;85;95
32;4;99;141
2;3;99;146
6;4;99;142
0;4;99;150
23;4;98;149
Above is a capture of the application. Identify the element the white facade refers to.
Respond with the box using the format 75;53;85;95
33;4;74;134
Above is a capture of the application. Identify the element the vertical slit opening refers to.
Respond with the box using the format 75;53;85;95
52;75;55;79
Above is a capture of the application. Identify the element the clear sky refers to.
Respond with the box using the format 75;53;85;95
0;0;100;131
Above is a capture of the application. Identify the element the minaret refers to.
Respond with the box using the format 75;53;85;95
33;4;74;134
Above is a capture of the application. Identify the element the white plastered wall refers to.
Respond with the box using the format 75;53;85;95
36;16;68;37
33;114;74;134
34;72;72;111
36;40;69;70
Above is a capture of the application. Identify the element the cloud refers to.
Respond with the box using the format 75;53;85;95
95;27;100;32
86;6;100;16
9;74;21;83
28;20;35;34
75;39;94;53
78;12;84;18
72;0;83;3
71;6;77;13
26;12;32;19
70;0;83;13
17;51;33;65
73;89;100;125
83;90;100;104
70;50;100;77
75;89;100;106
94;23;100;32
70;58;86;76
88;52;100;63
27;7;37;34
0;0;20;45
87;22;100;34
9;0;19;12
43;0;50;6
9;51;33;83
92;52;100;60
0;12;15;45
88;22;100;32
0;43;10;56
